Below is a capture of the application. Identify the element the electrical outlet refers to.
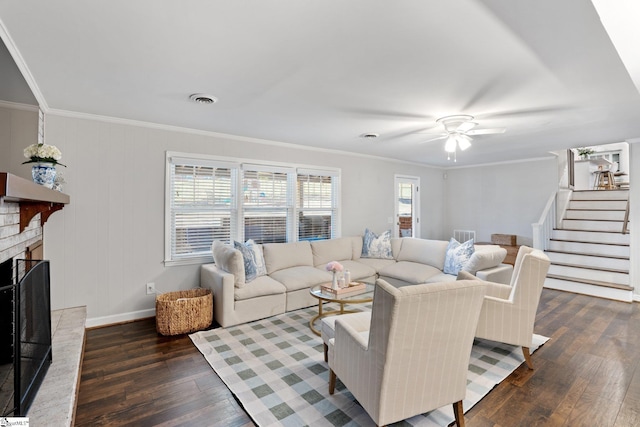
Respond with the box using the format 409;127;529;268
146;282;156;295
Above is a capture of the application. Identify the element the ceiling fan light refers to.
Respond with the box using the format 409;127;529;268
458;135;471;151
444;136;457;152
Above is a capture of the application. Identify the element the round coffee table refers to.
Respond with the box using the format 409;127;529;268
308;282;375;336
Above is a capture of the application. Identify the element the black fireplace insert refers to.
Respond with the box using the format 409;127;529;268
0;258;52;416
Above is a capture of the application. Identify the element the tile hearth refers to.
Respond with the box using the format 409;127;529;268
27;306;86;426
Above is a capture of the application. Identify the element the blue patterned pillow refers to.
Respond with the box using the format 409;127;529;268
246;239;267;277
361;228;394;259
443;238;475;275
234;241;258;282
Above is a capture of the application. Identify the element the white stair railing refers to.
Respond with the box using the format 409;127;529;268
453;229;476;242
623;198;630;234
532;191;557;250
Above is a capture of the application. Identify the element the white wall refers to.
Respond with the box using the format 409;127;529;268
3;106;577;324
443;158;558;246
35;113;444;325
0;104;38;172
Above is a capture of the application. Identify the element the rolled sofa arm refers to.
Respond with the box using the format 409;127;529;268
201;263;236;327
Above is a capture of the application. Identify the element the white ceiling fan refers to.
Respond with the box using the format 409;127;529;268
427;115;506;161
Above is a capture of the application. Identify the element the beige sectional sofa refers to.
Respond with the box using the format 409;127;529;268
200;236;512;327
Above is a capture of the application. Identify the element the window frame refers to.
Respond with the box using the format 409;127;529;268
165;151;341;266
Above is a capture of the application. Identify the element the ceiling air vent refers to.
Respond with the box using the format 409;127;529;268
189;93;218;104
361;133;379;139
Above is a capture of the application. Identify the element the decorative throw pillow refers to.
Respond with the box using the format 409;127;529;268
443;237;475;275
246;239;267;277
234;241;258;282
212;240;246;287
462;246;507;274
361;228;394;259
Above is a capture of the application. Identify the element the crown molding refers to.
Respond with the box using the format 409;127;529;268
0;99;38;112
46;107;441;170
443;155;557;170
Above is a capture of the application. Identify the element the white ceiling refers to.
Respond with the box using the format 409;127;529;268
1;0;640;167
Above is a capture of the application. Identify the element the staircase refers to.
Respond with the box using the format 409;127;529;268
544;189;633;302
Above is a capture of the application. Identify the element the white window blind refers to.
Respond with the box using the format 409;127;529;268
297;172;338;241
242;167;294;244
166;152;340;264
169;159;237;260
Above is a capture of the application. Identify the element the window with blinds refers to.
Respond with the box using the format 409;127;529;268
168;158;237;262
297;172;338;241
242;167;294;244
166;152;340;264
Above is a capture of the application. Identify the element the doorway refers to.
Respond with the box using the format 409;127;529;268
394;175;420;238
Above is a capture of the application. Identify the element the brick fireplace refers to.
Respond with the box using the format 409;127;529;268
0;200;43;274
0;172;70;417
0;172;69;268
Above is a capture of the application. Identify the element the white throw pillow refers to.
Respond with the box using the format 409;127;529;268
212;240;246;287
462;246;507;274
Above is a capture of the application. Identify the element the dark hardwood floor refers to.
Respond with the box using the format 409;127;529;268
76;289;640;426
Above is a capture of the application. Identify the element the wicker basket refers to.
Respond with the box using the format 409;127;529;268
155;288;213;336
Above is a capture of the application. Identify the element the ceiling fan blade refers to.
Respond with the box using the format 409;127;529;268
457;135;472;151
421;134;448;143
456;121;478;133
386;125;440;139
340;107;435;121
466;128;506;135
477;106;574;120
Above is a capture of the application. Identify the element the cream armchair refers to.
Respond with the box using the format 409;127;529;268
462;246;551;369
327;278;486;427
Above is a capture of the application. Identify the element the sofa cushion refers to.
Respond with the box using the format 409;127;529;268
234;241;258;282
350;236;364;260
379;261;442;284
390;238;402;259
361;228;393;259
463;245;507;274
317;260;376;282
424;272;457;283
443;238;475;275
263;241;314;274
396;238;449;269
269;266;332;292
234;275;287;301
355;257;397;274
311;238;353;267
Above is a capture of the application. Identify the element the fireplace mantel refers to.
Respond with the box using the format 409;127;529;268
0;172;70;232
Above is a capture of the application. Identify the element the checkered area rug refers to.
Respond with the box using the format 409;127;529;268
190;306;548;427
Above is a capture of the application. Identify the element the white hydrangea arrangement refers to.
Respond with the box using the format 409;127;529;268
23;143;66;167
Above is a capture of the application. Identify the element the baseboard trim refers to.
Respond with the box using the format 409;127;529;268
86;308;156;328
544;278;633;302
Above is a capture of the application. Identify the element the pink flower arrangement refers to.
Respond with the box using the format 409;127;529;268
326;261;344;273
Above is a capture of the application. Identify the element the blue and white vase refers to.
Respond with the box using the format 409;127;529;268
31;163;57;189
